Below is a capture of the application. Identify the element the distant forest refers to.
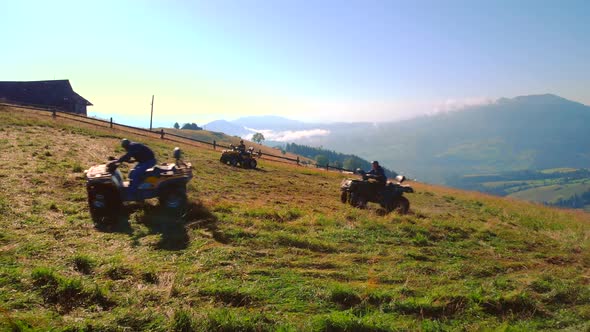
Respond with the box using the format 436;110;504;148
284;143;397;178
553;191;590;209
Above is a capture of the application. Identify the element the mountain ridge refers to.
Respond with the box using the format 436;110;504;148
201;94;590;199
204;94;589;130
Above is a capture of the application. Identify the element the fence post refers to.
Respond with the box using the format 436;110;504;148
296;156;300;165
160;129;165;139
52;109;56;118
213;140;216;150
326;162;329;171
110;117;113;128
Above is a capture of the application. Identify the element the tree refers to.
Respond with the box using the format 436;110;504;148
173;122;180;129
343;157;364;171
315;154;328;166
181;123;202;130
252;132;265;144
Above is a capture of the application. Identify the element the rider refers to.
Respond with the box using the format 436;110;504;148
236;139;247;160
116;139;157;199
365;160;387;196
237;139;246;152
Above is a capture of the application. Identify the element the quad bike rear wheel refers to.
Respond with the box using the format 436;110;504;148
249;159;257;169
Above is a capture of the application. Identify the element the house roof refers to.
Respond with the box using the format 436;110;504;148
0;80;92;108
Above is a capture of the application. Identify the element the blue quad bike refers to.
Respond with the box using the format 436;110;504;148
340;170;414;214
85;147;193;222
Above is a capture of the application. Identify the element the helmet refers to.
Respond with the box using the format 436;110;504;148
240;140;244;144
121;138;130;149
371;160;379;165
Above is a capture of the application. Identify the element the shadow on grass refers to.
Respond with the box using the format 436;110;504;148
93;199;221;250
93;213;134;235
135;200;221;250
225;164;268;173
183;201;229;245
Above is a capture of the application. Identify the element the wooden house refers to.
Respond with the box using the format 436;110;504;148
0;80;92;115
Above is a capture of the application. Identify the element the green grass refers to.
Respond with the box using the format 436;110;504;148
509;182;590;203
0;106;589;331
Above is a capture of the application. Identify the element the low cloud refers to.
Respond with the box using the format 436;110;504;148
244;127;330;142
288;97;499;123
431;97;497;114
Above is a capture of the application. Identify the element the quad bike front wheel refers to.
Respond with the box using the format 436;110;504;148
249;159;257;169
159;187;188;210
159;188;188;218
87;185;122;223
340;191;348;203
388;196;410;214
349;192;366;208
240;159;249;168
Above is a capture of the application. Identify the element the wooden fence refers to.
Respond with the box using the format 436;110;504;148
1;103;355;173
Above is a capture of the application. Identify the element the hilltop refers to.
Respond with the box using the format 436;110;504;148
0;105;589;331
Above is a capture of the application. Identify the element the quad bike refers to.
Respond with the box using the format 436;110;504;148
85;147;192;222
340;170;414;214
220;146;259;169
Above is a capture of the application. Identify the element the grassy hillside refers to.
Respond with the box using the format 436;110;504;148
1;106;589;331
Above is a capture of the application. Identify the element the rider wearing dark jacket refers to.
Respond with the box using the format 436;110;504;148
367;161;387;186
236;139;248;161
236;140;246;152
117;139;157;198
117;140;156;164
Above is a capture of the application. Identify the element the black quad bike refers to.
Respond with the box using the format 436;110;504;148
340;170;414;214
85;147;193;222
220;146;259;169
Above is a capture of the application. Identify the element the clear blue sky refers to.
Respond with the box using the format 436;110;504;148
2;0;589;127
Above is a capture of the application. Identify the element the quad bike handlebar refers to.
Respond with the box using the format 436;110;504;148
361;173;381;181
106;157;140;172
106;160;121;173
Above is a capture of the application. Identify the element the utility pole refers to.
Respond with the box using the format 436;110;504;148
149;95;154;131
